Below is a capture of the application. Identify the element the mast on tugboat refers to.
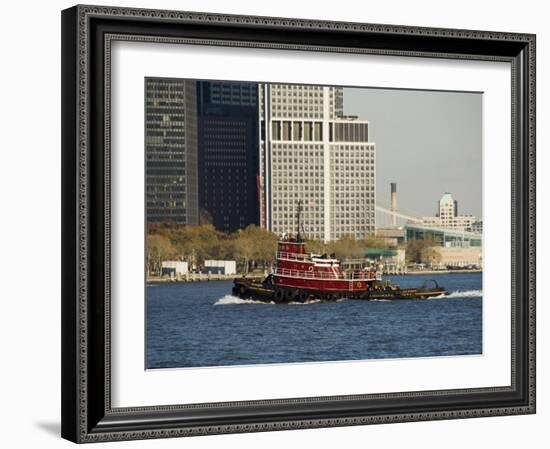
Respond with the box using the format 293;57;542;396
296;200;303;242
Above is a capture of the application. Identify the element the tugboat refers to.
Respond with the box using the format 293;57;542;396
232;203;448;303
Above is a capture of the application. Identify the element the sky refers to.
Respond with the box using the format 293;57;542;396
343;87;482;225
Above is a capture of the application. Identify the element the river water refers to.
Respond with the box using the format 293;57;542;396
146;272;482;369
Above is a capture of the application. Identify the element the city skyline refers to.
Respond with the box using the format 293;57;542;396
145;78;482;239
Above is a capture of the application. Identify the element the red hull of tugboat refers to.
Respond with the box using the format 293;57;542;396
272;276;370;293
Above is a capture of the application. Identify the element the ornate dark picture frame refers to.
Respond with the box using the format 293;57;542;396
61;4;536;443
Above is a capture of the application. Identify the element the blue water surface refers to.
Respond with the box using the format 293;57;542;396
146;272;482;369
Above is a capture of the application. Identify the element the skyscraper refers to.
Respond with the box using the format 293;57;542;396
145;78;198;225
259;84;375;241
197;81;260;233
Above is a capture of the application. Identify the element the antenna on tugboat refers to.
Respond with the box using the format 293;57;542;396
296;200;303;242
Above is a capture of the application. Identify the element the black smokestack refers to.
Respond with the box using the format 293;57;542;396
390;183;397;226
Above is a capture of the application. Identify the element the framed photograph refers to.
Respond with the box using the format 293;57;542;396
61;4;536;443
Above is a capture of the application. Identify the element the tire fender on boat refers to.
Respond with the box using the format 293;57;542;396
274;289;285;302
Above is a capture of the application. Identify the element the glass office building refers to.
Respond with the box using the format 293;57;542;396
145;77;199;225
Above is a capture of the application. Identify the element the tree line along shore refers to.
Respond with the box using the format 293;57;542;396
147;223;452;277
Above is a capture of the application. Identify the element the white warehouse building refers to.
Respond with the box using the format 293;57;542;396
204;260;237;275
161;261;189;276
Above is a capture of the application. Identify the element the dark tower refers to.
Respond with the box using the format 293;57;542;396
197;81;260;233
